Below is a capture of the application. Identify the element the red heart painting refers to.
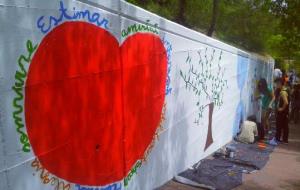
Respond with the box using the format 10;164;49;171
25;21;167;186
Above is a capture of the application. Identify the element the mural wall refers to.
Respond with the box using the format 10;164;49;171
0;0;274;190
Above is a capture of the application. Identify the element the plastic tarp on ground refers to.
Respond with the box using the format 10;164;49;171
0;0;274;189
179;141;275;190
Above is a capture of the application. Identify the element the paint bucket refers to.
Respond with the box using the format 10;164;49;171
225;145;236;158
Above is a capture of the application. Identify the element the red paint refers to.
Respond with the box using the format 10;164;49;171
25;22;167;186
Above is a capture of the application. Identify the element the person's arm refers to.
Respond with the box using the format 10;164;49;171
253;123;258;137
278;91;288;112
268;90;275;109
254;82;262;100
255;89;262;100
255;94;262;101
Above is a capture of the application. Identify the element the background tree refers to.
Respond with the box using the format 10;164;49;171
126;0;300;73
207;0;219;36
176;0;187;25
271;0;300;73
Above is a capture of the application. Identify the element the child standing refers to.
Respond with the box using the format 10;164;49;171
275;78;289;144
257;78;274;137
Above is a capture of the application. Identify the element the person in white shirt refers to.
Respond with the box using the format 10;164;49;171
237;120;258;144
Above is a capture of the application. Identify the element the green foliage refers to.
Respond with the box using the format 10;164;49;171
216;0;279;53
126;0;180;20
270;0;300;72
185;0;213;31
125;0;299;71
272;0;300;56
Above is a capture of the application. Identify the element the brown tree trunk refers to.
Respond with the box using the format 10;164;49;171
204;102;214;151
207;0;219;37
176;0;186;25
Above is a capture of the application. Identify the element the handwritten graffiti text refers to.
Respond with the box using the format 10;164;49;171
121;20;158;38
37;1;109;34
75;183;121;190
124;160;142;187
12;40;37;152
162;37;172;95
31;158;71;190
142;103;166;162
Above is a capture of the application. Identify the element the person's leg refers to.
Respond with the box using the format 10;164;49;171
265;109;271;132
295;106;300;124
275;114;282;141
258;123;265;140
261;110;266;138
282;115;289;143
290;104;295;122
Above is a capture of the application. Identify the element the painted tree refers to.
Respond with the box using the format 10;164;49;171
180;47;228;151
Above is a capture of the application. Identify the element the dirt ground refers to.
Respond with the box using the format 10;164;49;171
159;122;300;190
